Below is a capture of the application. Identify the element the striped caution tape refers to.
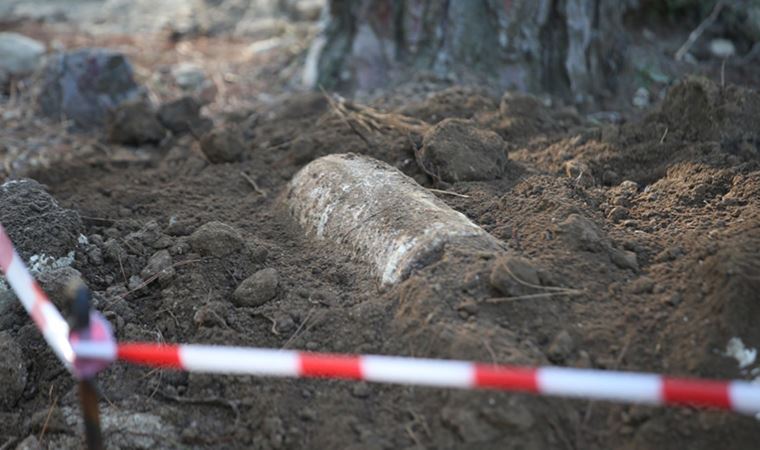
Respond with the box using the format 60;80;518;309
0;224;75;370
3;222;760;416
72;341;760;416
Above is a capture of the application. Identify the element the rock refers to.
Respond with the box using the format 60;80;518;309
0;179;83;260
103;238;127;263
157;96;212;135
128;275;143;291
610;248;639;272
547;330;575;363
418;118;508;182
709;38;736;59
554;214;606;253
199;126;246;163
37;266;82;310
232;268;279;307
189;221;245;257
0;332;27;409
107;100;166;145
632;87;650;109
36;49;140;128
274;312;295;334
489;255;541;297
193;301;228;328
0;32;45;86
630;276;655;295
351;382;371;398
171;63;206;90
140;250;174;284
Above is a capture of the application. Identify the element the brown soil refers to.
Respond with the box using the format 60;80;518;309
1;21;760;450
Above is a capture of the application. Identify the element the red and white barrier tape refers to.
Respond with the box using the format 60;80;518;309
0;224;74;369
72;341;760;416
3;222;760;416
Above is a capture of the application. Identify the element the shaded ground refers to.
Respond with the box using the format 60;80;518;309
1;3;760;450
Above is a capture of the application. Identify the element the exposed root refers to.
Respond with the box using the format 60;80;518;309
322;89;430;144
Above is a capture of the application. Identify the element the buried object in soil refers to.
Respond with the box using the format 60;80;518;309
286;153;505;285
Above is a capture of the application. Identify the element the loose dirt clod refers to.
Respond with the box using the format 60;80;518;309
199;126;247;163
188;221;245;257
418;118;509;183
0;179;82;260
107;100;166;145
158;96;213;135
0;331;27;409
232;268;279;307
489;255;541;297
286;153;506;285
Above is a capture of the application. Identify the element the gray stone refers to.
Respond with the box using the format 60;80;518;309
547;330;575;363
232;268;279;307
0;332;27;409
107;100;166;145
141;249;173;281
632;87;650;109
172;63;206;90
418;118;508;183
36;48;140;128
0;32;45;85
189;221;245;257
709;38;736;59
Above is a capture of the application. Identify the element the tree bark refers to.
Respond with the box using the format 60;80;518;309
303;0;638;104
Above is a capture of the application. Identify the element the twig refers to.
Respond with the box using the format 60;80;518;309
321;87;375;148
116;251;128;286
659;127;669;144
240;172;267;196
39;384;58;442
500;259;583;293
721;58;727;88
282;308;314;349
484;291;583;303
427;188;470;198
675;0;726;61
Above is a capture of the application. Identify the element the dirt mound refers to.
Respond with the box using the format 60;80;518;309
0;179;82;260
526;77;760;186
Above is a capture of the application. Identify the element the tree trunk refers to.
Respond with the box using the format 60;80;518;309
303;0;638;104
